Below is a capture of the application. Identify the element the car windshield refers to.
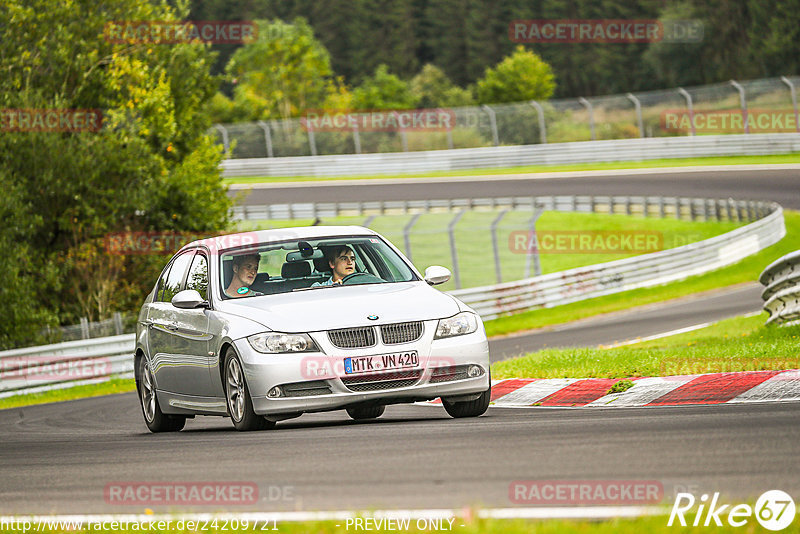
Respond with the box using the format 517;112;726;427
219;235;417;298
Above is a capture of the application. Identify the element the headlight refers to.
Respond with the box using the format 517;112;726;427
435;312;479;339
247;332;319;353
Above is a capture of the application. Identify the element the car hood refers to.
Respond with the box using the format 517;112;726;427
218;281;460;332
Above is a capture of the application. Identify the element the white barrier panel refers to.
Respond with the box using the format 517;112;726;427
220;133;800;178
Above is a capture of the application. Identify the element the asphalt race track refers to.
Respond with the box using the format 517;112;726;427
2;167;799;515
232;167;800;210
2;396;799;513
489;283;763;361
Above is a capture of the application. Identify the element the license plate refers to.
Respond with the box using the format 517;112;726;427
344;351;419;374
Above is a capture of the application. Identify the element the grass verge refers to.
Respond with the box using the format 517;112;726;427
484;210;800;337
491;313;800;379
18;514;777;534
225;153;800;184
0;378;135;411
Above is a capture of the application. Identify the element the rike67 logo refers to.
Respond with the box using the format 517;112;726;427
669;490;795;530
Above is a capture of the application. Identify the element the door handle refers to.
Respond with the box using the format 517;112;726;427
167;321;179;331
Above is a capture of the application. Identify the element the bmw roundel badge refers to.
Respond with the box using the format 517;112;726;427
367;315;379;320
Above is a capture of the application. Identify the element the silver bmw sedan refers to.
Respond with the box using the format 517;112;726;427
135;226;491;432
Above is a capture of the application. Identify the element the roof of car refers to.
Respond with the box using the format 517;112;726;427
180;225;379;253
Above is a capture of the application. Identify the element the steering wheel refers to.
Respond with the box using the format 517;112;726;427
341;272;384;285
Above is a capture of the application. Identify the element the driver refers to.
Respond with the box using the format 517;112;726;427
225;253;264;297
312;245;356;286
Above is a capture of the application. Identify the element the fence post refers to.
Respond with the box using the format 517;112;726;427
780;76;800;133
448;211;466;288
400;130;409;152
213;124;230;154
730;80;749;134
524;208;544;278
446;129;454;149
677;88;695;136
307;125;318;156
353;123;362;154
403;213;422;263
491;209;509;284
626;93;645;138
256;121;274;158
481;105;500;146
578;97;596;140
113;312;123;335
80;317;90;340
529;100;547;143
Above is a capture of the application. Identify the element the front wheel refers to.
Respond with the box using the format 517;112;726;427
224;350;275;431
137;356;186;433
442;371;491;418
346;405;385;420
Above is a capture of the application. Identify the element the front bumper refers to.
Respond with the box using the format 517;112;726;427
235;323;490;416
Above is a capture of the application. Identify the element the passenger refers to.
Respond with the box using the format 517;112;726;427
312;245;356;286
225;253;263;297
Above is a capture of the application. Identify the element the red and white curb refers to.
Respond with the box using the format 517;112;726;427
484;370;800;408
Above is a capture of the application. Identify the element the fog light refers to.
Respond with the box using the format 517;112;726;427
267;386;283;398
467;365;483;378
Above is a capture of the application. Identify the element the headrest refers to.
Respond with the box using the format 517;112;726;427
313;255;331;273
281;261;311;278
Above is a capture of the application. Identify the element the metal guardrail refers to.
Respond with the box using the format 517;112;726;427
759;250;800;326
0;334;135;398
220;133;800;178
0;197;784;396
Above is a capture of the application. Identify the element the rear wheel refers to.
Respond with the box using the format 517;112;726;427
224;349;275;431
136;357;186;433
346;405;385;420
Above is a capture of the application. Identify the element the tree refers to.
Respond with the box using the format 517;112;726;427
226;18;338;120
476;46;556;104
410;64;474;108
0;0;231;346
352;65;417;110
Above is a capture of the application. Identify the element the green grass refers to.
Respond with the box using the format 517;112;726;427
225;153;800;184
491;313;800;379
12;513;780;534
484;210;800;337
0;378;135;411
236;210;740;293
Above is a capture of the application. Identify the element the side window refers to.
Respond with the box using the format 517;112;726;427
161;252;194;303
156;264;172;302
186;253;209;300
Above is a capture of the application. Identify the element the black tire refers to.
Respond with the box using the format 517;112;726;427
224;349;275;431
346;405;385;420
136;356;186;433
442;371;491;418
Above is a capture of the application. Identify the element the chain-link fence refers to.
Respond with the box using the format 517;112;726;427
212;76;800;159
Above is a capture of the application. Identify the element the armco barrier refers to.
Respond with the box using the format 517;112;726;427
0;334;135;398
759;250;800;326
0;198;785;396
220;133;800;178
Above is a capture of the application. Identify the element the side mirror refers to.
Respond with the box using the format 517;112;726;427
424;266;451;286
172;289;209;309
